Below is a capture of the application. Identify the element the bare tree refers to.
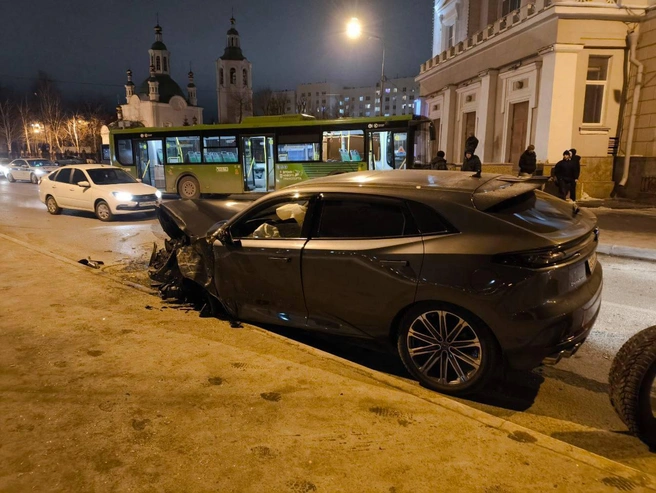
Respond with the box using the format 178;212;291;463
16;97;33;156
253;88;273;116
33;72;67;156
230;90;252;123
0;98;21;157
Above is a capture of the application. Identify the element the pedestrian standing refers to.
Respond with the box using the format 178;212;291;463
465;133;479;154
430;150;448;170
462;150;482;174
569;148;581;200
518;144;537;176
552;150;577;200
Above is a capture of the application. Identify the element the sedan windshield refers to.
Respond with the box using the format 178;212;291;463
87;168;138;185
29;160;56;167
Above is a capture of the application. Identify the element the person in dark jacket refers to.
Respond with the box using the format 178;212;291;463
518;144;537;176
462;150;482;175
569;148;581;199
465;133;479;154
430;150;448;170
552;150;577;200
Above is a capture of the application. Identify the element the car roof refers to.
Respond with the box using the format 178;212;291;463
292;170;502;194
62;164;116;170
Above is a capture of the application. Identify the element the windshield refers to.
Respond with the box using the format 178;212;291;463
29;160;56;167
87;168;138;185
413;120;432;168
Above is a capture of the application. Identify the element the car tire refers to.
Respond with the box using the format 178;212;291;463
7;173;15;182
609;325;656;448
46;195;62;215
30;173;38;184
397;302;499;396
95;200;113;222
177;176;200;199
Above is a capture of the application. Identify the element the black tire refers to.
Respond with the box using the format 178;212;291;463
95;200;113;222
178;175;200;199
6;173;15;183
30;173;38;184
609;325;656;448
397;302;499;396
45;195;62;215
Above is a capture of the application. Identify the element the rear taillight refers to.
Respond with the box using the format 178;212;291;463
493;247;574;269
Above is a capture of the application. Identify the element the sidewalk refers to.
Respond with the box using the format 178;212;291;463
580;201;656;262
0;234;654;492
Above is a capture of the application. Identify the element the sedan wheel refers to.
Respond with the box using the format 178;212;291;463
6;173;15;182
46;196;62;215
95;200;113;222
30;173;38;184
398;304;498;396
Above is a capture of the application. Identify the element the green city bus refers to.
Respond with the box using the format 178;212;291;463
109;114;433;198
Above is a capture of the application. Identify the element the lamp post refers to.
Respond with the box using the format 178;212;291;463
346;17;385;117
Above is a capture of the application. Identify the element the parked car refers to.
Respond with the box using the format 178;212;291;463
6;158;59;183
0;158;11;178
38;164;162;221
149;170;603;396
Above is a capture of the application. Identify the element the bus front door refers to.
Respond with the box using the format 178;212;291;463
134;139;164;188
242;135;274;193
367;131;408;170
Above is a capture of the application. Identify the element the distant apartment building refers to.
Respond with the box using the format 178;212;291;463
271;77;420;119
417;0;656;199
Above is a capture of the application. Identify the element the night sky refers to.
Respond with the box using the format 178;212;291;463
0;0;433;119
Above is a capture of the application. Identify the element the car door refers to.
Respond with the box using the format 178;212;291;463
11;160;27;180
213;193;316;326
50;168;74;207
301;194;424;338
67;168;94;210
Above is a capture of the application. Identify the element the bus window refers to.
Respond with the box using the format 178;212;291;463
203;135;239;163
322;130;364;162
117;138;134;165
413;121;432;168
166;135;201;164
277;132;321;162
393;132;408;169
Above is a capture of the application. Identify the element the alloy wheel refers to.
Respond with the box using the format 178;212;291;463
406;310;482;386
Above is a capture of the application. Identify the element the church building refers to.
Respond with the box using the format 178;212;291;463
119;24;203;128
216;16;253;123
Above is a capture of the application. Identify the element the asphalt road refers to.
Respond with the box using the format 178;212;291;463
1;179;654;475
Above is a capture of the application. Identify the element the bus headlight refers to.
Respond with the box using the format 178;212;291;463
113;191;134;201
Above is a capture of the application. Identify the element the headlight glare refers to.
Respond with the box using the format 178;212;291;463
155;190;162;199
113;191;134;201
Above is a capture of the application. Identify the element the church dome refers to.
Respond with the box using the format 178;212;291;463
138;74;185;103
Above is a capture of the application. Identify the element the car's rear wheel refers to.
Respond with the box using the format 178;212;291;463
6;173;15;182
95;200;113;222
397;303;499;396
30;173;38;184
46;196;62;215
178;176;200;199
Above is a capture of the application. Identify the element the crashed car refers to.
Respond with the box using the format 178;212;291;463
150;170;603;396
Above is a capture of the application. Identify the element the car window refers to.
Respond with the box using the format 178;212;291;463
49;170;60;181
30;160;55;167
55;168;72;183
316;197;418;239
406;200;453;235
231;196;311;239
72;169;86;184
87;168;137;185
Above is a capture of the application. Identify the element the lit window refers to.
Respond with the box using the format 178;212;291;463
393;88;398;93
583;56;609;124
385;88;391;94
365;103;371;109
359;96;364;101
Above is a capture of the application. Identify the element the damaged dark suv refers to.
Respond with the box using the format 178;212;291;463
150;170;603;396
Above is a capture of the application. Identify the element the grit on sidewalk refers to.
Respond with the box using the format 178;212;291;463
0;235;654;493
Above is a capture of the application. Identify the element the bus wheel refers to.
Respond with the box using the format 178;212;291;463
178;176;200;199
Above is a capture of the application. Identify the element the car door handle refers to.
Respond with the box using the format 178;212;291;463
380;260;409;267
268;256;291;263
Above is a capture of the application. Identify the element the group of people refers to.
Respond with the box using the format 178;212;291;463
428;133;481;174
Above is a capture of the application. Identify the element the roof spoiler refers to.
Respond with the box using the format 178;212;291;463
472;175;549;211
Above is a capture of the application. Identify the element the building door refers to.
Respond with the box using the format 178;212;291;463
462;112;476;157
242;135;274;192
508;101;529;165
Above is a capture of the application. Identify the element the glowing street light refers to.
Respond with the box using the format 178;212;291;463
346;17;362;39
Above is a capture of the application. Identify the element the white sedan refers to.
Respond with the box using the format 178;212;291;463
6;158;59;183
38;164;162;221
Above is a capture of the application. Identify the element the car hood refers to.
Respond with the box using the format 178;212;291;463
158;199;251;240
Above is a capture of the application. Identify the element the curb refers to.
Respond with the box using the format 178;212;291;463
597;244;656;262
1;231;655;488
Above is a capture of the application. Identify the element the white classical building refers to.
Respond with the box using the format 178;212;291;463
216;16;253;123
417;0;656;199
119;24;203;128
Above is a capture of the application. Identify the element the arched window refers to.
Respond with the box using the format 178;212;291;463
156;56;161;71
219;68;224;85
230;68;236;85
242;69;248;87
163;57;168;72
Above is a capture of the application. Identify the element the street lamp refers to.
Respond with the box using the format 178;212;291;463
346;17;386;117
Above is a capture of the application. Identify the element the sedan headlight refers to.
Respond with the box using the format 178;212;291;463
34;169;46;175
112;191;134;201
155;190;162;199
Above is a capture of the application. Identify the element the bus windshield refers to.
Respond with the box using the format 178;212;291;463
413;121;433;169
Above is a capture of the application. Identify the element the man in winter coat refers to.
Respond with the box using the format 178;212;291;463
569;148;581;199
553;150;577;200
518;144;537;176
430;150;448;170
462;150;482;175
465;134;479;154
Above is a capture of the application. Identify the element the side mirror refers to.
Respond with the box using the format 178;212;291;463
77;180;90;188
208;225;241;247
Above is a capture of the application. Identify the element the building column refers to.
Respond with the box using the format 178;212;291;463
534;44;584;163
477;69;498;163
440;85;457;162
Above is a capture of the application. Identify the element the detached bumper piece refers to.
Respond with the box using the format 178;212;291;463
542;342;583;365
